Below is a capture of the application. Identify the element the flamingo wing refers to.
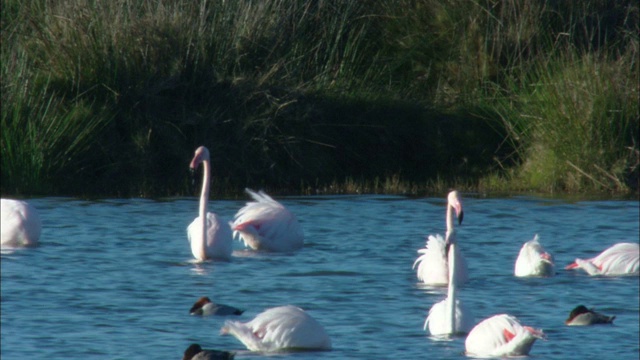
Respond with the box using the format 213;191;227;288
187;212;233;261
232;190;303;252
221;305;331;352
465;314;544;357
515;235;555;277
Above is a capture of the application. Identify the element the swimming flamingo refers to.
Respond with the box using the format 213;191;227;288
220;305;331;352
187;146;233;261
465;314;545;357
514;235;555;277
1;199;41;247
423;226;474;336
413;190;468;285
231;189;303;252
189;297;243;316
565;242;639;276
565;305;615;326
182;343;234;360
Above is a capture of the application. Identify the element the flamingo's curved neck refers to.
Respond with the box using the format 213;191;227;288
447;240;457;334
446;202;455;233
199;159;211;258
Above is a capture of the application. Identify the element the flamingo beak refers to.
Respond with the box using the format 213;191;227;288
452;201;463;225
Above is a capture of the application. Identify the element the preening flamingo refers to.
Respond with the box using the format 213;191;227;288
565;305;615;326
413;190;468;285
565;242;639;276
189;297;243;316
187;146;233;261
514;234;555;277
465;314;545;357
220;305;331;352
423;227;474;336
1;199;41;247
231;189;303;252
182;344;234;360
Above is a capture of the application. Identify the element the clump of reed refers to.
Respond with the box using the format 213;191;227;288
1;0;637;197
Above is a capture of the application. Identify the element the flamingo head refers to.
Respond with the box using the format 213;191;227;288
190;146;210;171
447;190;464;225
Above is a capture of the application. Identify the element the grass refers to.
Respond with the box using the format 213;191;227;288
1;0;638;197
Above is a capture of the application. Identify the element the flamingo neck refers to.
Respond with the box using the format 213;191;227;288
198;159;211;258
447;240;457;334
446;202;455;233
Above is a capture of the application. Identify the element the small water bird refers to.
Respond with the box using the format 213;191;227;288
189;297;244;316
220;305;331;352
1;199;41;247
465;314;546;357
231;189;304;252
182;343;234;360
187;146;233;261
565;305;615;326
413;190;468;286
565;242;639;276
514;234;555;277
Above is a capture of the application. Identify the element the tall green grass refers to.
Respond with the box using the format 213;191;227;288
1;0;637;196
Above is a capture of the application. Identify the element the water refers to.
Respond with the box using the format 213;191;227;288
1;195;638;359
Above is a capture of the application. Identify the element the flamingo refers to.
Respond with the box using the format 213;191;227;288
231;189;303;252
187;146;233;261
514;234;555;277
413;190;468;285
423;225;474;336
220;305;331;352
1;198;41;247
189;297;243;316
182;344;235;360
565;242;639;276
465;314;545;357
565;305;615;326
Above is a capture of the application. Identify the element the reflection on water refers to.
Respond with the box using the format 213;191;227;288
1;195;638;359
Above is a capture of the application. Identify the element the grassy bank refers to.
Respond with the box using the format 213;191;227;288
1;0;638;197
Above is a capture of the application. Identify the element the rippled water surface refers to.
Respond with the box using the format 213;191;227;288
2;195;639;359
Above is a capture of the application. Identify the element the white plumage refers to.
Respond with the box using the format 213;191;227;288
465;314;545;357
1;198;41;247
221;305;331;352
565;242;639;276
231;189;303;252
514;234;555;277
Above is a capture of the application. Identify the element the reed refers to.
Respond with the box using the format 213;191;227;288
1;0;637;196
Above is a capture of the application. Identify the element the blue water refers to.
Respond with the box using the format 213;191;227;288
1;195;638;359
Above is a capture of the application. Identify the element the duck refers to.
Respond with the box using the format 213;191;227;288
189;297;244;316
182;344;234;360
565;305;615;326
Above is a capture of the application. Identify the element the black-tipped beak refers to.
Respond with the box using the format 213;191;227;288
189;168;196;192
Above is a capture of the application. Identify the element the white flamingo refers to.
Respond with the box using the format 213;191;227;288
465;314;545;357
1;199;41;247
565;242;639;276
413;190;468;285
514;234;555;277
187;146;233;261
423;225;474;336
220;305;331;352
231;189;303;252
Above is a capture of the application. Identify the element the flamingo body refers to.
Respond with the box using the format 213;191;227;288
465;314;545;357
231;189;303;252
188;146;233;261
514;235;555;277
413;191;468;286
413;234;468;285
187;212;233;261
1;199;41;247
565;242;639;276
221;305;331;352
424;297;474;336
